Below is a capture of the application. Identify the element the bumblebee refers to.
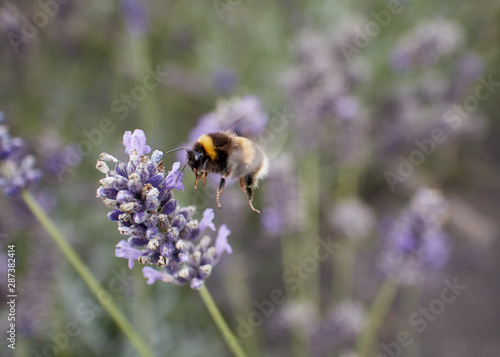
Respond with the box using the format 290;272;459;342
168;131;268;213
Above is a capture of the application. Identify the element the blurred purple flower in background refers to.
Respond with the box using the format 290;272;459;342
211;67;238;94
0;117;43;196
261;153;302;237
97;129;232;289
309;301;365;357
378;188;450;284
329;198;375;244
282;20;372;155
121;0;150;37
188;95;268;141
389;18;464;71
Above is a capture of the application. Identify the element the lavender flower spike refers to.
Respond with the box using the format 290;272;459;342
97;129;232;289
0;121;42;196
378;188;450;285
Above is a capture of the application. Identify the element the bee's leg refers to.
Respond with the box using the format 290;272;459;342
202;171;208;186
238;177;247;194
193;171;203;190
202;160;209;186
243;174;260;214
216;177;226;209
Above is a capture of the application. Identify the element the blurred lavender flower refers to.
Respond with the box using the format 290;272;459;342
96;129;232;289
279;301;317;335
121;0;150;37
211;67;238;94
261;154;302;237
310;301;365;357
330;198;375;244
282;20;372;154
378;188;450;284
188;96;268;141
0;120;43;196
390;19;464;71
447;53;485;100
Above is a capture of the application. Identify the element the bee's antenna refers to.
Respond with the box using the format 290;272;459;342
176;159;189;183
166;147;187;155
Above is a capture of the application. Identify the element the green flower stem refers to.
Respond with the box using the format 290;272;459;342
21;191;155;357
298;153;321;308
198;285;247;357
355;280;399;357
400;285;422;357
332;166;360;302
280;235;308;357
333;241;355;301
223;257;265;357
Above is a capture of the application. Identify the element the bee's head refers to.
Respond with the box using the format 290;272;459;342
187;146;206;172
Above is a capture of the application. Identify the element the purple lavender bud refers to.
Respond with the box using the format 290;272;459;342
151;150;163;163
107;210;122;221
146;226;159;239
190;278;204;290
166;227;179;241
146;173;164;187
97;187;119;200
158;186;173;204
123;129;152;156
115;161;128;177
116;190;135;204
144;188;160;211
133;211;148;224
129;236;148;247
177;205;196;220
132;224;147;237
127;172;143;194
161;199;177;215
172;213;187;230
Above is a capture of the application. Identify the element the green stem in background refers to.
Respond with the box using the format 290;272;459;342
128;36;161;136
280;235;308;357
335;166;359;199
298;153;321;308
198;285;248;357
355;280;399;357
332;166;360;302
223;256;265;357
21;191;155;357
333;241;355;302
400;285;422;357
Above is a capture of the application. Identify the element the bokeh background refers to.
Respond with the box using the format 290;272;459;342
1;0;500;356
